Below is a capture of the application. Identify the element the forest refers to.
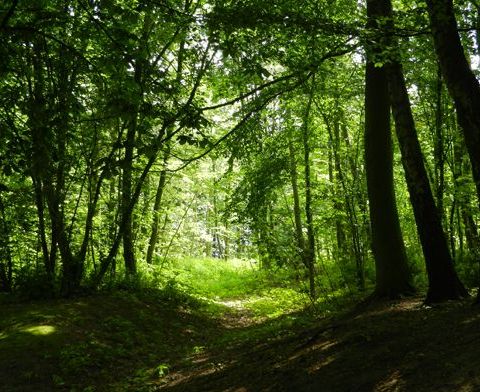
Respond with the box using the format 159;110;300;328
1;0;480;391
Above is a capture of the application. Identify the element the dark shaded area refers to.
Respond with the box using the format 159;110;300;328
160;299;480;392
0;291;224;391
1;294;480;391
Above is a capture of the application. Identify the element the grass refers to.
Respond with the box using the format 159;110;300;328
165;257;269;298
1;257;343;391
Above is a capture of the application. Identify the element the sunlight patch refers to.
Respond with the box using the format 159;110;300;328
21;325;56;336
288;340;337;361
461;314;480;325
375;370;405;391
307;355;336;373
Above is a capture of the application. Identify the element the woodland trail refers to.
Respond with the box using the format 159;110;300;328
159;297;480;392
2;293;480;391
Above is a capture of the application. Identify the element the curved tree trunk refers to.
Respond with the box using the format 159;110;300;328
425;0;480;303
381;0;467;302
364;0;414;298
426;0;480;206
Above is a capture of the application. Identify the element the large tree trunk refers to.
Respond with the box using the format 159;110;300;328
426;0;480;205
388;63;467;301
121;60;144;276
433;67;446;220
382;0;467;302
425;0;480;303
364;0;414;298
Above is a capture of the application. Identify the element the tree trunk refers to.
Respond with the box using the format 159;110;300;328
364;0;414;298
121;59;143;276
0;193;12;292
382;0;467;302
303;88;316;300
325;113;347;266
146;150;169;265
288;139;306;263
122;117;137;275
426;0;480;207
434;66;445;220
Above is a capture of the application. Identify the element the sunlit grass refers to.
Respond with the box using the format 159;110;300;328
0;258;362;392
21;325;56;336
0;324;57;341
241;287;308;319
165;257;268;299
159;257;313;319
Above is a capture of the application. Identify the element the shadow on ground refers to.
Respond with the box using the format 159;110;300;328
1;293;480;391
159;298;480;392
0;290;224;391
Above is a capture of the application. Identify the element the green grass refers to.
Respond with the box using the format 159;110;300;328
0;257;358;391
165;257;264;298
160;257;314;318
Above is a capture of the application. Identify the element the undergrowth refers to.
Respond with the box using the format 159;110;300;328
0;256;366;391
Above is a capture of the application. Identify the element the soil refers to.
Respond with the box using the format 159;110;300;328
1;293;480;391
160;297;480;392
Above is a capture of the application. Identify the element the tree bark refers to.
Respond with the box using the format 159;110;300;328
288;139;306;262
146;150;169;265
303;89;316;300
434;67;445;220
364;0;414;298
122;114;137;275
381;0;467;302
0;193;12;292
426;0;480;206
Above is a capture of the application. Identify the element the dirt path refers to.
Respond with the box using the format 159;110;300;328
2;293;480;391
213;299;257;328
159;297;480;392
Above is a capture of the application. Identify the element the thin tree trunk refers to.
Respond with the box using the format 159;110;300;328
31;176;53;278
288;139;306;261
303;88;316;300
326;113;347;266
0;193;13;292
146;150;169;265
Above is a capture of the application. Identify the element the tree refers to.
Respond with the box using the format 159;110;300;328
425;0;480;302
364;0;414;298
382;0;467;302
287;89;316;300
426;0;480;207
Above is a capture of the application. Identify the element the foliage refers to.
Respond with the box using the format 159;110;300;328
0;0;479;307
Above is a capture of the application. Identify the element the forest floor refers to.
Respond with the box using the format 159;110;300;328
1;271;480;391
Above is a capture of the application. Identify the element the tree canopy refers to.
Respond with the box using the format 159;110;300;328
1;0;479;303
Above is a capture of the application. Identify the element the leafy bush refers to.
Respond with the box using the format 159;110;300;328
13;268;56;299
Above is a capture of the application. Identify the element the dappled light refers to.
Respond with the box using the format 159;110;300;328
375;370;406;391
21;325;56;336
2;0;480;390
